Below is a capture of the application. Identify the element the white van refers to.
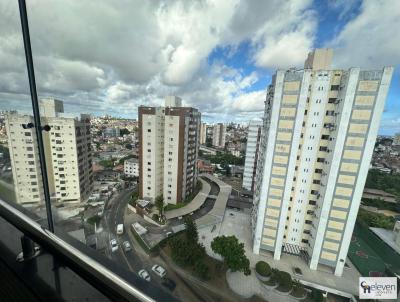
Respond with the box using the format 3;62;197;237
116;224;124;235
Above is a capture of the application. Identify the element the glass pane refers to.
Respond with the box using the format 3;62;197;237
0;1;49;228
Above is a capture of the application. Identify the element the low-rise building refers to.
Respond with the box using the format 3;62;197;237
124;158;139;177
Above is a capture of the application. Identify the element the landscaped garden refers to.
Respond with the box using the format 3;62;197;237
254;260;324;301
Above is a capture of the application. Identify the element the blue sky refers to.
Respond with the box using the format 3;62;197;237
0;0;399;134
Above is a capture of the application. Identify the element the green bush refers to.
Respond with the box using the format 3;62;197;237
255;261;271;277
152;214;159;222
275;270;292;291
310;289;323;302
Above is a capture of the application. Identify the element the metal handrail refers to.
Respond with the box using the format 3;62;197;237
0;199;155;302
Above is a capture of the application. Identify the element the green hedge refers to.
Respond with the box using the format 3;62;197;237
275;270;292;292
255;261;271;277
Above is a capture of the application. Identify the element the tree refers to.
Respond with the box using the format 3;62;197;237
193;260;209;280
169;235;205;267
211;235;251;275
155;195;164;216
120;128;130;136
184;216;198;244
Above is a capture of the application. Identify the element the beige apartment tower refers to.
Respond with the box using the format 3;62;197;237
252;49;393;276
212;123;226;148
139;96;201;205
200;122;207;145
5;98;93;205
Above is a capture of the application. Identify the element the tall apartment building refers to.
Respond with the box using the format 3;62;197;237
200;122;207;145
242;118;262;192
5;98;93;205
139;96;200;205
252;49;393;276
212;123;226;148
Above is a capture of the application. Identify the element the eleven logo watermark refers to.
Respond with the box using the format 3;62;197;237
359;277;397;300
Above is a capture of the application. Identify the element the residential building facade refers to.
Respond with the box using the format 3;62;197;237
103;127;120;138
6;98;93;205
200;122;207;145
251;49;393;276
212;123;226;148
242;118;262;192
139;96;201;205
124;158;139;177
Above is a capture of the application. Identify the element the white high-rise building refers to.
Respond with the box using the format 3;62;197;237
252;49;393;276
139;96;200;205
212;123;226;148
242;118;262;192
5;98;93;205
200;122;207;145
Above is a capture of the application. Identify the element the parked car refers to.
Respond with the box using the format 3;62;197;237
116;223;124;235
122;241;131;252
138;269;150;282
152;264;166;278
161;278;176;291
110;239;118;252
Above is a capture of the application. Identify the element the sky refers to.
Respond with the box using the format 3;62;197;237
0;0;399;134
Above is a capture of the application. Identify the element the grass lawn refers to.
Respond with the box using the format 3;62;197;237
164;200;192;211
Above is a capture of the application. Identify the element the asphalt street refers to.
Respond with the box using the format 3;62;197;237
101;186;173;294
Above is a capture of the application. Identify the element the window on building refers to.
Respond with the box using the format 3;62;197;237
321;134;329;140
317;158;325;163
331;85;339;91
309;200;316;205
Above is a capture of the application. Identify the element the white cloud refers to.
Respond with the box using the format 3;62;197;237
330;0;400;68
248;0;316;69
1;0;397;130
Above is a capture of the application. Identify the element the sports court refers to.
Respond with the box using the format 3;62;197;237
348;223;400;277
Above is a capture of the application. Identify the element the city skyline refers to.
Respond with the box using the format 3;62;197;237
0;1;399;135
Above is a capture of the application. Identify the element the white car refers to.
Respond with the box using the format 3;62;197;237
138;269;150;282
116;223;124;235
152;264;166;278
122;241;131;252
110;239;118;252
